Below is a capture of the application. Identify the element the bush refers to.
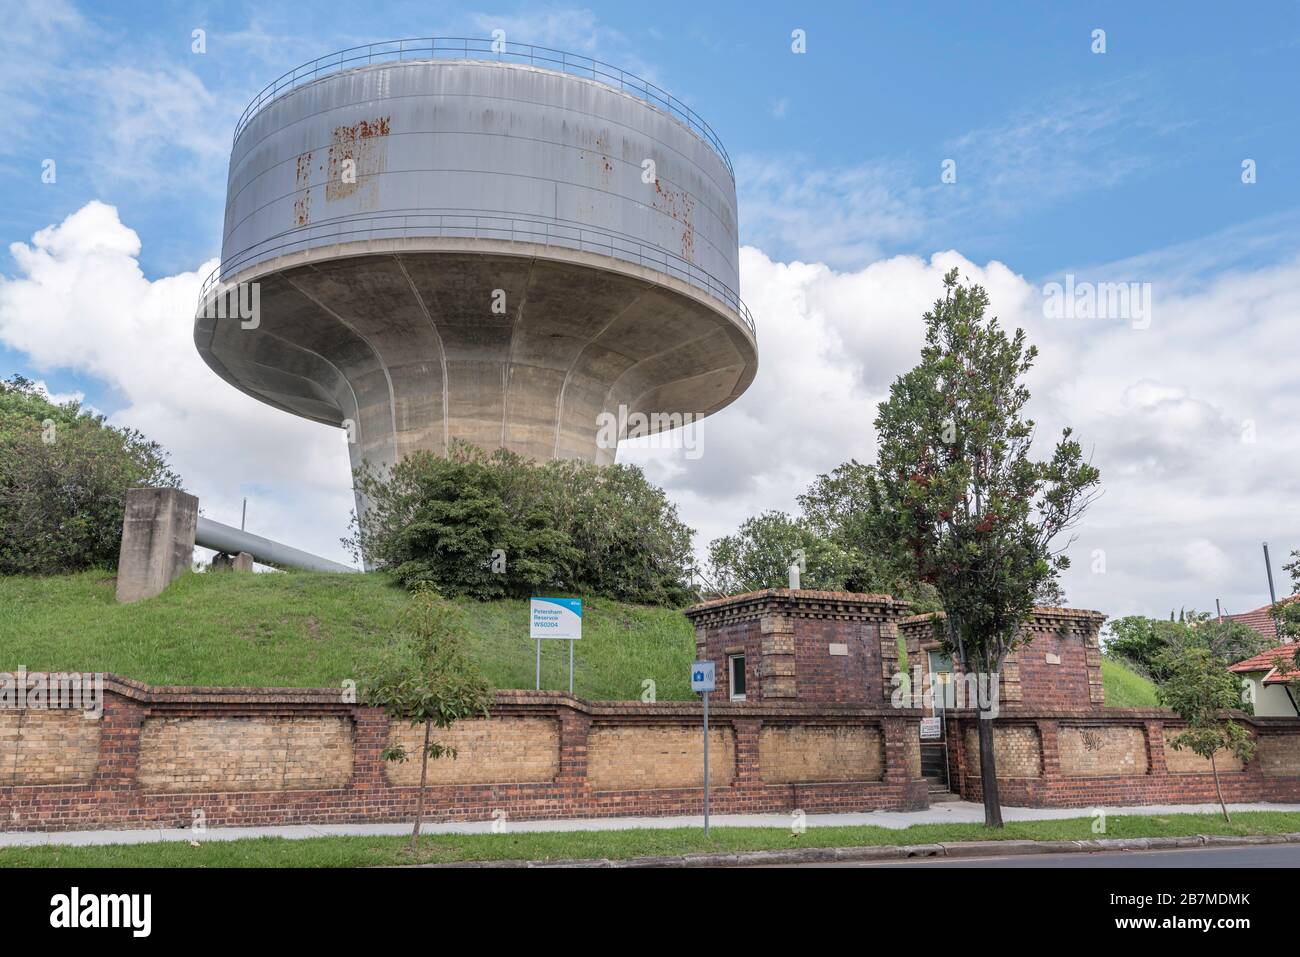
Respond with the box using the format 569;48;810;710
345;441;694;605
0;376;182;574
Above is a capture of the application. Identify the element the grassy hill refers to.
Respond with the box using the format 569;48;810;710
0;570;1158;707
1099;657;1159;708
0;570;695;699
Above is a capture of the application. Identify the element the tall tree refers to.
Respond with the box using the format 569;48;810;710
865;269;1100;827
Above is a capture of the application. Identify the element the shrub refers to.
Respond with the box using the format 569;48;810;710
345;441;695;605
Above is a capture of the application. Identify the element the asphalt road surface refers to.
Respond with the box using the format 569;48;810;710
774;843;1300;868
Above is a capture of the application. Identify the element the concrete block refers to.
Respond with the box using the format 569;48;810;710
115;488;198;603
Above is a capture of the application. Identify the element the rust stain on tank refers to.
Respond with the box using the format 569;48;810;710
292;149;314;225
327;115;390;206
653;178;695;262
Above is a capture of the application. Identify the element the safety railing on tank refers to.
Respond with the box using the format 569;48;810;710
231;37;734;178
195;210;756;339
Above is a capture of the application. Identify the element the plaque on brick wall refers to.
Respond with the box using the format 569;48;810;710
828;643;849;656
1045;652;1061;665
920;717;942;739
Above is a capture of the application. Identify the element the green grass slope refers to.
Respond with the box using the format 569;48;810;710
0;569;1161;707
0;570;694;698
1100;657;1159;707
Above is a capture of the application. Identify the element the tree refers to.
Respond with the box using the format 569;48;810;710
798;461;940;607
706;511;856;594
864;269;1101;827
542;458;695;606
1157;646;1255;822
346;444;577;599
345;441;696;605
1106;612;1269;682
360;588;493;852
0;375;181;574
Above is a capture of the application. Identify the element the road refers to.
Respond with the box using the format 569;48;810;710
775;843;1300;868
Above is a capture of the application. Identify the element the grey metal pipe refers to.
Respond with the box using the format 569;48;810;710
195;516;357;573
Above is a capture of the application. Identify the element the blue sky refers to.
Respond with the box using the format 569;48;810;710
1;0;1298;617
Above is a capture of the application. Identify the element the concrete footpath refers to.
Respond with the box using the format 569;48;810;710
4;800;1300;848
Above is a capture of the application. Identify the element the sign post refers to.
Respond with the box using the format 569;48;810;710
530;598;583;692
690;660;716;836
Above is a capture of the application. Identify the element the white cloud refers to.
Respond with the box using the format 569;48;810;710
0;202;358;564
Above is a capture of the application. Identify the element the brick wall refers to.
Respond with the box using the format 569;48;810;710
0;711;101;786
384;717;559;786
948;711;1300;807
759;725;884;784
0;675;927;831
137;716;353;793
961;725;1042;779
1257;733;1300;776
1058;725;1148;777
587;726;736;790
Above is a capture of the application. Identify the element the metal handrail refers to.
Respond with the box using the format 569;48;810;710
196;210;756;338
231;36;734;178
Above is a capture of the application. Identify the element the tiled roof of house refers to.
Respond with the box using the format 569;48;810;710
1223;595;1299;640
1229;643;1300;684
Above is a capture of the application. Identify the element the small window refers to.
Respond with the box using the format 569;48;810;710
728;654;746;701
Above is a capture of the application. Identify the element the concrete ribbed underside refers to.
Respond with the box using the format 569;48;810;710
194;245;757;475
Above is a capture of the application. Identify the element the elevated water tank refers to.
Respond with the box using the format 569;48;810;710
195;38;757;483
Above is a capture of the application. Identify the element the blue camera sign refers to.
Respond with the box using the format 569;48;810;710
690;661;716;693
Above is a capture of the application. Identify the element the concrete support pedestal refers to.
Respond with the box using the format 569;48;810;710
115;488;198;603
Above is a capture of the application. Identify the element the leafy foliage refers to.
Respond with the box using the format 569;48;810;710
1157;645;1256;822
0;375;182;574
345;441;694;605
1106;611;1272;682
703;465;939;607
706;511;857;594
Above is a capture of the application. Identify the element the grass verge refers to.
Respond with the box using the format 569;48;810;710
5;812;1299;868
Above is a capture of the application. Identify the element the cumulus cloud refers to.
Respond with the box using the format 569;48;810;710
0;202;358;563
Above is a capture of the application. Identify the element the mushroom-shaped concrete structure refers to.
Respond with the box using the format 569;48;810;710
195;38;756;492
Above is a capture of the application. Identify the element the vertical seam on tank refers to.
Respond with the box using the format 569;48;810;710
501;258;535;451
552;284;651;459
283;270;400;459
393;254;451;455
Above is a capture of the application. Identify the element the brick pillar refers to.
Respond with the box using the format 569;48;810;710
556;708;591;786
883;717;919;783
759;613;796;699
350;707;390;788
115;487;198;603
1039;719;1061;778
90;692;146;792
1145;720;1168;776
732;718;762;787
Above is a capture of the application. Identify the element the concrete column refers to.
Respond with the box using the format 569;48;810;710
115;487;198;603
